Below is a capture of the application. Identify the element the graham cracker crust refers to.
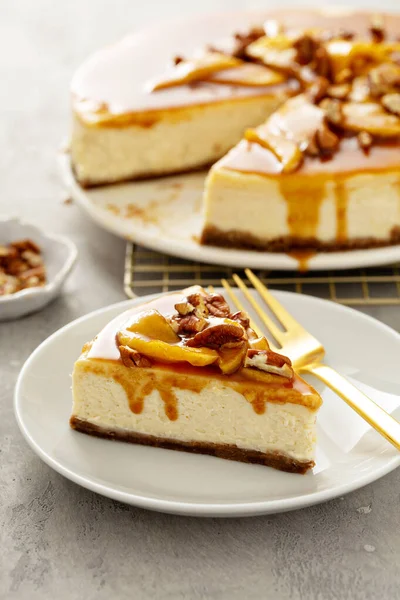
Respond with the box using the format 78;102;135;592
70;416;314;474
200;225;400;253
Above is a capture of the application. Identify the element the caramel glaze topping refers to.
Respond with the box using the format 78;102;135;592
72;10;400;124
83;287;321;421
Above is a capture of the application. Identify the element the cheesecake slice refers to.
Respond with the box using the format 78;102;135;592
201;96;400;251
71;287;322;473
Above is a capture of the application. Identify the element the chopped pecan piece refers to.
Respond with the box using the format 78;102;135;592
186;323;245;349
381;93;400;116
119;345;152;368
204;293;230;317
10;239;41;254
368;64;400;97
185;291;231;318
0;238;46;296
304;136;320;157
229;310;250;329
370;14;385;43
245;349;294;379
293;34;319;66
357;131;373;154
173;55;184;65
305;123;339;158
232;26;265;59
186;292;208;317
313;46;332;80
21;249;43;267
315;125;340;155
19;265;46;282
174;301;195;316
0;273;19;295
319;97;343;125
175;314;208;335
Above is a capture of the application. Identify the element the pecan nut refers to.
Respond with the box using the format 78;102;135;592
0;238;46;296
381;93;400;116
229;310;250;329
119;345;152;368
245;349;294;379
369;14;385;43
232;26;265;59
293;34;319;66
174;301;195;316
368;64;400;97
313;46;332;80
357;131;373;154
186;292;208;317
186;323;245;349
315;125;339;155
204;293;230;317
319;98;343;125
174;314;208;335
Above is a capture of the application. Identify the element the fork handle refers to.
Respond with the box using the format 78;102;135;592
302;363;400;451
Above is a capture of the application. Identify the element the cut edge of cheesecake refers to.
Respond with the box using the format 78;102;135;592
70;286;322;474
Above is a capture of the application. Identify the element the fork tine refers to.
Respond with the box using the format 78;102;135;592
221;279;263;338
245;269;300;330
232;274;286;345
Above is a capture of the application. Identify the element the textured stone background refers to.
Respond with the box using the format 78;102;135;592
1;0;400;598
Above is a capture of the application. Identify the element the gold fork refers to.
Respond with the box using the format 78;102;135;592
222;268;400;451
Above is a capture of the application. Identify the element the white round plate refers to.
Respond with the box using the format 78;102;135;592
60;154;400;271
15;289;400;517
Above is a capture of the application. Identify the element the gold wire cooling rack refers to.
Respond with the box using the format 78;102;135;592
124;243;400;306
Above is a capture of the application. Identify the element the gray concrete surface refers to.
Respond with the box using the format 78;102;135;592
1;0;400;598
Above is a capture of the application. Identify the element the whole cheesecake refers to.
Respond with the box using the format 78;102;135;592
70;8;400;252
71;287;322;473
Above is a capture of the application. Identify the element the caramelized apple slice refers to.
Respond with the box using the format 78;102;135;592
218;342;248;375
326;40;400;81
124;310;179;344
249;336;270;351
117;332;219;367
150;52;242;91
342;101;400;136
244;128;303;173
267;94;325;149
209;63;286;87
246;35;297;72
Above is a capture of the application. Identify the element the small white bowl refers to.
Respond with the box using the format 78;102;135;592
0;217;78;321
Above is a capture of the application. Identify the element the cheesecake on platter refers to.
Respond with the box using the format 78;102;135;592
70;287;322;474
70;8;400;252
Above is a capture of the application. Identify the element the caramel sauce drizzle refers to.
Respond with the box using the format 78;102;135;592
334;178;348;242
82;360;310;420
287;249;317;272
279;175;326;241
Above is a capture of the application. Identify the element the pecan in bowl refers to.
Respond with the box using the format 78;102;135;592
0;217;77;321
